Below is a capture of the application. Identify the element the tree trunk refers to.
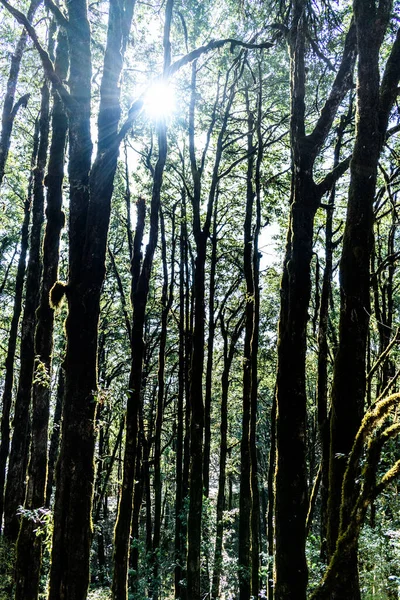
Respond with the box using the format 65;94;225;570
14;29;68;598
152;207;176;600
239;104;255;600
317;106;351;560
4;82;49;542
45;365;64;508
274;6;356;597
175;198;186;600
0;0;40;187
211;311;243;600
327;5;400;597
48;0;136;596
112;4;171;592
0;195;30;530
267;392;276;600
186;59;237;600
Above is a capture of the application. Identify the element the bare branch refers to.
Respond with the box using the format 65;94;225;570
167;37;273;78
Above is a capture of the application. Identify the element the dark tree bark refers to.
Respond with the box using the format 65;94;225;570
186;57;238;600
186;61;207;600
317;105;351;560
45;365;64;508
112;194;145;599
274;5;356;597
239;102;255;600
0;197;30;531
203;196;218;499
250;75;263;600
267;392;276;600
327;5;400;597
152;207;176;600
175;194;188;600
112;5;172;596
211;309;243;600
46;1;94;593
4;81;49;543
0;0;41;187
14;29;68;599
46;0;137;596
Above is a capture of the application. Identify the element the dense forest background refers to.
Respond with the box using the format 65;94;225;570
0;0;400;599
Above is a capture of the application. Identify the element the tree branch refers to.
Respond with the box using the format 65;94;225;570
117;36;273;142
367;328;400;384
306;22;357;161
315;154;352;198
10;92;30;119
379;26;400;141
0;0;74;111
167;37;273;78
44;0;69;29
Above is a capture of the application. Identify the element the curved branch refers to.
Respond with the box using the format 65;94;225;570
167;37;273;77
44;0;69;29
118;35;273;141
10;92;30;119
0;0;73;110
315;154;352;199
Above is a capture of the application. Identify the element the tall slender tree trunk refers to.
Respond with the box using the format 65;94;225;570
239;105;255;600
267;392;276;600
187;60;237;600
48;0;137;596
0;195;30;530
0;0;40;187
45;364;64;508
4;82;49;542
14;29;68;599
175;196;188;600
211;311;243;600
274;6;356;597
112;6;172;597
0;10;41;496
152;208;176;600
317;107;350;560
250;76;263;600
327;5;400;597
203;197;217;499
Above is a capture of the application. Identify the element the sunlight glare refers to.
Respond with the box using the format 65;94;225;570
144;81;175;120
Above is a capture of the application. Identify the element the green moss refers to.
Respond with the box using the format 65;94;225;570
49;281;68;309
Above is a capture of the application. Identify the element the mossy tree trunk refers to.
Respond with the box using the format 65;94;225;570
327;4;400;597
0;195;30;531
274;4;356;598
316;106;352;560
4;81;49;543
47;0;137;596
0;0;40;187
14;28;68;600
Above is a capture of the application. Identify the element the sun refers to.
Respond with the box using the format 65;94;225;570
143;81;176;120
